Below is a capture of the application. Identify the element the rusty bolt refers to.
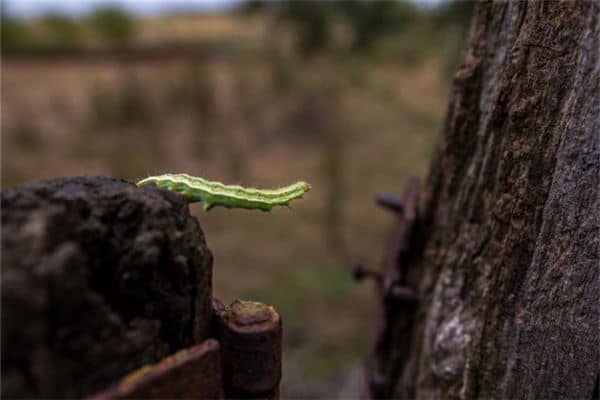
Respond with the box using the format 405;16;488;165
218;300;282;399
375;192;404;214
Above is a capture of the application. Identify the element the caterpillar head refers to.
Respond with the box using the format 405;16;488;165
296;181;311;193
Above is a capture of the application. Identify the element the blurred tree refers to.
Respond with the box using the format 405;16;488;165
275;0;418;57
0;12;40;53
431;0;475;76
88;6;136;47
87;76;154;130
431;0;474;29
41;13;83;50
164;64;218;161
236;0;268;15
279;1;333;57
339;0;417;51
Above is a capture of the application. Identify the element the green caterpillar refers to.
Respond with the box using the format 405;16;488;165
137;173;311;212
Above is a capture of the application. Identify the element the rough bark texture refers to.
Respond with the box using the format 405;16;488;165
392;2;598;399
1;176;213;398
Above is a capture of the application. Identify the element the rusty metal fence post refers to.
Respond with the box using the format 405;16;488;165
352;177;421;399
90;298;283;400
214;299;282;400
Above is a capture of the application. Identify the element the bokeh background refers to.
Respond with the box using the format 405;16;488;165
1;0;472;396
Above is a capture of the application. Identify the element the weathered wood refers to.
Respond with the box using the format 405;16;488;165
385;2;598;399
1;177;214;398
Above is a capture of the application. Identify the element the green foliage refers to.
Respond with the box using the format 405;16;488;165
431;1;475;77
1;14;41;53
88;6;136;47
277;0;418;56
279;1;334;57
1;8;82;54
41;13;83;50
271;0;474;71
235;0;268;15
1;6;136;53
431;0;475;30
339;0;417;50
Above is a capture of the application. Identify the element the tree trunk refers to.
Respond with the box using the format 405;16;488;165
383;2;598;399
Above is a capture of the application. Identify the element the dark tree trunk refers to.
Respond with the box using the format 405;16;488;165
381;2;598;399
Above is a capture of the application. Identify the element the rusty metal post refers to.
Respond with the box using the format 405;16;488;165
352;176;421;399
88;339;224;400
215;300;282;399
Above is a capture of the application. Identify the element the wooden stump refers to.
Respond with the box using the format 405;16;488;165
1;176;213;398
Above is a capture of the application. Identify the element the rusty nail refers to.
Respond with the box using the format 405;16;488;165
352;261;383;283
375;192;404;214
218;300;282;399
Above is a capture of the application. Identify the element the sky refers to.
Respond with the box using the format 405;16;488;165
3;0;443;19
2;0;245;18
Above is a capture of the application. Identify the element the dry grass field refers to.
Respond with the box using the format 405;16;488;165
2;10;458;397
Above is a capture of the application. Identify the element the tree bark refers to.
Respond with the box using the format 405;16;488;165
389;2;598;399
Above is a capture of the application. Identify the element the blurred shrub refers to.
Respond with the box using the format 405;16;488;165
431;1;475;77
88;6;136;47
41;13;83;50
87;78;154;130
279;1;334;57
431;0;474;30
1;14;41;53
166;64;217;120
339;0;417;51
268;51;294;93
275;0;418;57
13;119;42;152
166;64;217;157
1;9;83;54
2;6;136;53
236;0;268;15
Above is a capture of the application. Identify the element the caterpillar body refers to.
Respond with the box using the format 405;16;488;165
137;173;311;212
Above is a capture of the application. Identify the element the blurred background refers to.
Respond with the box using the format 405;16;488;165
1;0;472;396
